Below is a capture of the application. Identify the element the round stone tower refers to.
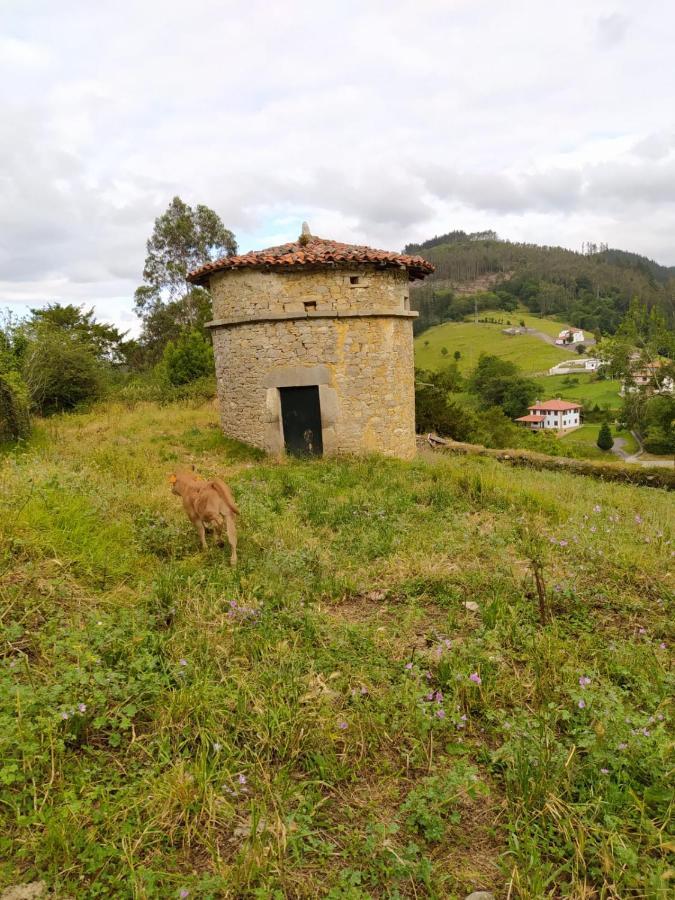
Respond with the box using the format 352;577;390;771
187;226;434;459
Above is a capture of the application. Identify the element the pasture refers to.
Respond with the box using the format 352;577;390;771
0;401;672;898
414;320;571;375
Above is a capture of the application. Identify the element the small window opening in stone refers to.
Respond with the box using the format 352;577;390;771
403;294;410;310
304;300;317;311
349;276;360;285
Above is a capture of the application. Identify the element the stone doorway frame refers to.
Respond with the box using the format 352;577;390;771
262;364;339;455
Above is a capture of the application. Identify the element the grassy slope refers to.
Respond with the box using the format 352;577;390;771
559;424;639;457
414;318;571;375
532;374;622;410
0;402;672;899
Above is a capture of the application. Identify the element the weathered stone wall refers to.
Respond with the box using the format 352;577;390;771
210;266;411;320
211;313;416;459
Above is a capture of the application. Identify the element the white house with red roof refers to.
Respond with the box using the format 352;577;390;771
515;399;582;431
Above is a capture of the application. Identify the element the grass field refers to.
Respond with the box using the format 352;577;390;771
1;401;672;898
415;322;571;375
532;375;622;410
559;423;639;457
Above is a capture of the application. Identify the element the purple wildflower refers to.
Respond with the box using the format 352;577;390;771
593;504;601;513
642;728;650;737
180;891;189;899
635;514;642;524
578;676;591;688
559;540;568;547
638;627;646;635
590;526;597;533
434;690;444;702
618;742;628;750
600;768;609;774
77;703;87;713
179;658;188;666
578;699;586;709
469;672;482;685
360;686;368;695
404;662;413;671
657;713;664;721
61;712;69;720
435;709;446;719
213;742;222;752
238;774;247;784
338;721;348;730
425;691;435;701
659;642;666;650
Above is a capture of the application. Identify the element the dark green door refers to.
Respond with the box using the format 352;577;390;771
279;386;323;457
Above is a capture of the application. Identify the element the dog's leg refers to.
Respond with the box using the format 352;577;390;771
195;520;208;551
225;514;237;565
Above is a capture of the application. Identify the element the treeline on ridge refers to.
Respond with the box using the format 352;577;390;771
408;232;675;336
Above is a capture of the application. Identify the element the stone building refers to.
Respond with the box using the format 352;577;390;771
187;225;434;459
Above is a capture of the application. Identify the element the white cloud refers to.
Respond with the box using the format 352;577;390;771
0;0;674;331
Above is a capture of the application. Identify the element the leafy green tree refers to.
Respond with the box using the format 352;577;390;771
27;303;130;364
597;422;614;451
441;347;448;357
134;197;236;357
162;329;214;386
24;331;103;414
453;350;461;361
467;354;536;417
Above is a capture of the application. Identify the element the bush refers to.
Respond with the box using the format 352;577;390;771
163;329;214;386
116;373;216;409
596;422;614;451
24;332;103;414
0;371;31;442
643;426;673;455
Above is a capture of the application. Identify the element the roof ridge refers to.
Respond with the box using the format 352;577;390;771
187;234;434;284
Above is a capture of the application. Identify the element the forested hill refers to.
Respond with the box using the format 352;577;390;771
406;231;675;336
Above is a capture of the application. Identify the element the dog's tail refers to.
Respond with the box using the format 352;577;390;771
211;479;240;516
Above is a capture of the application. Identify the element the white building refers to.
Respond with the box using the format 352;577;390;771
548;358;600;375
555;328;585;346
515;399;582;431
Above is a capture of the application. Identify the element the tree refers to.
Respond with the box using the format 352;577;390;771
597;422;614;451
453;350;461;361
27;303;130;364
163;329;214;386
24;331;103;414
134;197;237;356
467;354;537;417
441;347;448;357
576;343;585;354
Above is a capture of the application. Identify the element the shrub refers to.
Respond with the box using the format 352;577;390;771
597;422;614;451
0;371;31;442
163;329;214;386
643;426;673;455
23;332;103;414
440;347;448;357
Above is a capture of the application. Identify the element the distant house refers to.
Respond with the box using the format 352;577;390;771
555;328;585;346
549;357;600;375
620;359;675;396
515;399;582;431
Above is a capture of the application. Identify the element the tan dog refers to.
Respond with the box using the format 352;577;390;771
169;470;239;563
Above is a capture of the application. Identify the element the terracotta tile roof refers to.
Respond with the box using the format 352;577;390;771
529;399;582;411
515;414;546;422
187;235;434;285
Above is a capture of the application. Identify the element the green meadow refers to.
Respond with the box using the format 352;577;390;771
414;320;572;375
0;401;672;898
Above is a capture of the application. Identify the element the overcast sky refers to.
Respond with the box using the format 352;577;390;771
1;0;674;333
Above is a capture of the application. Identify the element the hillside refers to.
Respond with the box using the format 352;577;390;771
414;317;570;375
408;231;675;336
1;401;672;898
